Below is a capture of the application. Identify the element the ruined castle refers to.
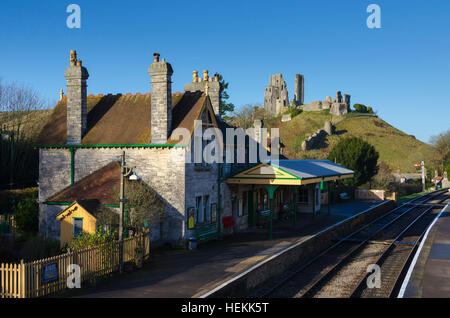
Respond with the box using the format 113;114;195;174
264;74;304;116
264;73;351;117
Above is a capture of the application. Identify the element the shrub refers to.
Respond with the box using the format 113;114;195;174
328;137;379;188
125;180;165;232
19;236;61;261
353;104;374;114
13;196;38;235
69;228;117;251
369;161;396;191
0;187;37;214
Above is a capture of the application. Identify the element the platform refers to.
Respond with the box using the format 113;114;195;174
399;202;450;298
52;201;381;298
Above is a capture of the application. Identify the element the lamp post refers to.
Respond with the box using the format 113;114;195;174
119;151;135;273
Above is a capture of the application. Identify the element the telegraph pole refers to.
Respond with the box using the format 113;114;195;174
421;161;426;192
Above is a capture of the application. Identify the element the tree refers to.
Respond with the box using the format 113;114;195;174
328;137;379;187
353;104;374;114
0;79;49;189
228;104;270;129
370;161;395;191
430;129;450;172
216;74;235;120
125;180;165;233
13;196;39;235
229;104;257;129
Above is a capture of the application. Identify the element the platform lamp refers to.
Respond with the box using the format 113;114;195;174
119;151;136;273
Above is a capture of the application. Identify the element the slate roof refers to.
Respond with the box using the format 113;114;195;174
47;161;121;205
272;159;354;180
36;91;206;146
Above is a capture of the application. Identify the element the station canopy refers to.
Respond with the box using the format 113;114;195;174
227;159;354;186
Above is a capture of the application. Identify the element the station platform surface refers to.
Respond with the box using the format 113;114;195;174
54;200;380;298
401;202;450;298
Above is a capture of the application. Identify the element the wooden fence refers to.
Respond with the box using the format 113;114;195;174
1;231;150;298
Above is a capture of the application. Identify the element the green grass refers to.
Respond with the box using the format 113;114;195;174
333;116;436;173
276;111;437;173
397;191;431;204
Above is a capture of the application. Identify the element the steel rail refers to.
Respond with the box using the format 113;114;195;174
349;205;435;298
388;195;449;297
260;189;447;298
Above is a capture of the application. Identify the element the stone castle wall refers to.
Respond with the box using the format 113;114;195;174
264;74;289;116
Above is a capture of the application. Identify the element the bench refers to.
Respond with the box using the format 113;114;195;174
195;223;218;241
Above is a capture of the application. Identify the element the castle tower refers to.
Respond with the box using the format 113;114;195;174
294;74;304;106
64;50;89;145
264;74;289;116
149;53;173;144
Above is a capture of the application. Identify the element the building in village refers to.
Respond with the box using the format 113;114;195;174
35;50;354;247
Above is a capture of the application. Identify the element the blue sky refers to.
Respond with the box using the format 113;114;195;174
0;0;448;143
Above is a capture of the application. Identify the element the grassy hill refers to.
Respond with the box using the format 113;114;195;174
276;111;436;173
1;107;436;174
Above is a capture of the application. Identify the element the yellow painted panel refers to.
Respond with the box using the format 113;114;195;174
227;178;302;185
234;163;298;180
57;202;97;247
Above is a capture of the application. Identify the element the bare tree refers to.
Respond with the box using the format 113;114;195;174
0;79;47;142
430;129;450;172
229;104;267;129
0;79;48;189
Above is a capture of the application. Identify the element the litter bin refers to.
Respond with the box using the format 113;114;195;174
188;237;197;250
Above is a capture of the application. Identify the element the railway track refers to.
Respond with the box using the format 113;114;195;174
253;189;449;298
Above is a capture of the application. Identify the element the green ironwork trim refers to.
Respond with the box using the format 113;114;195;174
266;164;302;179
217;163;222;238
70;147;75;184
34;144;189;149
43;201;72;206
43;201;119;208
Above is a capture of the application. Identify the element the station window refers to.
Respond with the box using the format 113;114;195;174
297;187;308;204
196;195;213;224
204;195;210;223
195;196;203;224
73;218;83;238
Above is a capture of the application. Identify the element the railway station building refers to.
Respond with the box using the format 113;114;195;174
35;50;354;247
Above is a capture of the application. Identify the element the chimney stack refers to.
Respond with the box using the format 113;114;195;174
64;50;89;145
149;53;173;144
184;70;221;117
